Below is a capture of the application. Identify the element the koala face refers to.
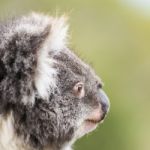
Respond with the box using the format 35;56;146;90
50;49;110;141
0;13;110;150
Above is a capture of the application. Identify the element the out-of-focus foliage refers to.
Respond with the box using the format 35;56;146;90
0;0;150;150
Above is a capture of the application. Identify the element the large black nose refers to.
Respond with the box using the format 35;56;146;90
99;90;110;114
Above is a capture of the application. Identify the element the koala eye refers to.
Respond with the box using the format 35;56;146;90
73;82;85;99
97;83;102;89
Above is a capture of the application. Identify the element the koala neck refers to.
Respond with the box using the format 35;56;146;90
0;113;73;150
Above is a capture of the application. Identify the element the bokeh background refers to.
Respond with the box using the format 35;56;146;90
0;0;150;150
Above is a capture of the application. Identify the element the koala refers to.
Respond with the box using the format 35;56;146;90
0;13;110;150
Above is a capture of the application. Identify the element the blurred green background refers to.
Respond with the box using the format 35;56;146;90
0;0;150;150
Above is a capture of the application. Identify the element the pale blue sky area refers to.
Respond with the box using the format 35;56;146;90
121;0;150;17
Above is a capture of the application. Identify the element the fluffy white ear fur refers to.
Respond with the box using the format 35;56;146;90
18;13;69;49
48;15;69;50
32;13;69;100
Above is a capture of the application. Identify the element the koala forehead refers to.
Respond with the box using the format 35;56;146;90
51;48;100;92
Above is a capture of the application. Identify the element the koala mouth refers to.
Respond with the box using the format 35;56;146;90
81;113;105;134
76;111;106;139
80;118;100;136
85;118;102;124
85;108;106;125
85;114;105;127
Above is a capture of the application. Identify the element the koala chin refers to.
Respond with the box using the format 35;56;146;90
0;13;110;150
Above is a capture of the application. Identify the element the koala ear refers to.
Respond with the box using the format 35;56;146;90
20;13;69;101
32;13;69;100
0;13;69;106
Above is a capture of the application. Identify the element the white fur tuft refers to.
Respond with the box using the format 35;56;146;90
49;16;69;50
0;113;72;150
0;113;31;150
32;13;69;100
34;49;57;100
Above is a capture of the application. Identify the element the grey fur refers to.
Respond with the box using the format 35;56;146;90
0;13;109;150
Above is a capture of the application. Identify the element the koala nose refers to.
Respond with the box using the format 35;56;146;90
99;90;110;114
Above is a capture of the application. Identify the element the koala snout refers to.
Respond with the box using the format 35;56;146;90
99;89;110;115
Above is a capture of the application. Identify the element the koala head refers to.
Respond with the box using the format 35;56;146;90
0;13;110;150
